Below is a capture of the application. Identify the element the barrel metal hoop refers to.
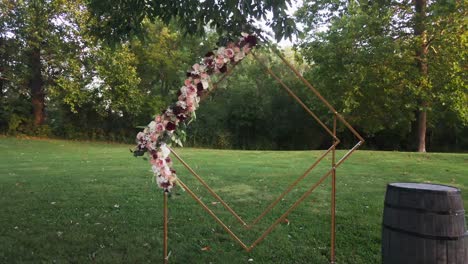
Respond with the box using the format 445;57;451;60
384;202;466;216
383;224;468;241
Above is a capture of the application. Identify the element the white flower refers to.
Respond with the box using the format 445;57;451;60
198;64;207;73
216;47;225;56
176;100;187;109
159;144;170;159
152;165;160;174
136;132;145;140
234;51;245;62
148;121;156;132
191;63;201;75
180;86;187;97
201;80;209;89
156;175;166;185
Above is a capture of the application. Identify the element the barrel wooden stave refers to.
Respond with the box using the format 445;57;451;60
382;183;468;264
383;227;467;264
383;206;466;237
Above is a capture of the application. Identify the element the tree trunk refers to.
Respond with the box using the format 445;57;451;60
0;36;4;98
30;46;45;126
414;0;428;152
417;102;427;152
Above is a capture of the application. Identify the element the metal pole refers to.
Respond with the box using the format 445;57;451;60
163;191;169;264
331;114;337;264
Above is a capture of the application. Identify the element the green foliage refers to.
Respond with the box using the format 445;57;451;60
0;0;465;151
86;0;297;43
7;114;27;134
186;50;326;150
296;0;467;150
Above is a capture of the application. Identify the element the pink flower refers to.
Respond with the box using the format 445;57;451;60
161;166;172;177
184;79;192;86
146;141;153;150
186;85;196;96
187;105;195;112
200;73;209;80
156;123;165;132
156;158;166;168
150;157;158;166
187;94;196;105
150;133;159;142
155;115;162;122
224;48;234;58
136;132;145;140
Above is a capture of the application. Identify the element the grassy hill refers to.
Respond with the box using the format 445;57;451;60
0;137;467;263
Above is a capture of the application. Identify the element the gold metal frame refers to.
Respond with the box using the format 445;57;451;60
161;43;364;264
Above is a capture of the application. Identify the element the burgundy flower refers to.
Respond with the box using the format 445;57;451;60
160;181;171;189
204;58;214;68
219;64;227;73
205;51;214;57
176;114;187;121
172;106;184;115
166;122;176;131
244;35;257;47
165;157;172;163
197;82;203;91
151;150;158;159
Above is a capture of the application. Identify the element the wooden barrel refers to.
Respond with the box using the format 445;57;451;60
382;183;468;264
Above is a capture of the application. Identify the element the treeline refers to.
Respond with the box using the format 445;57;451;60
0;1;466;152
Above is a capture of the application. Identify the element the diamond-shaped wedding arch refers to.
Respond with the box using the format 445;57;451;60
158;39;364;264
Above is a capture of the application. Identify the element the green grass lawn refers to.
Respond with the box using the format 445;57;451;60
0;136;467;263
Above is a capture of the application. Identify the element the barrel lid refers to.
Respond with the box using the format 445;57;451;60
388;182;460;194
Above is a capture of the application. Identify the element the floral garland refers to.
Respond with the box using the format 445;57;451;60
133;33;258;192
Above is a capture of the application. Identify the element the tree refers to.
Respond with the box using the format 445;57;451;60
296;0;467;151
1;0;86;127
85;0;297;42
